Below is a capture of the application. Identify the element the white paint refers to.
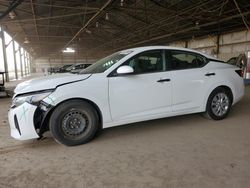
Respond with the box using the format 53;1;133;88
9;46;245;141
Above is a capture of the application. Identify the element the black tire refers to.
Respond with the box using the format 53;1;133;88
49;100;99;146
204;87;232;120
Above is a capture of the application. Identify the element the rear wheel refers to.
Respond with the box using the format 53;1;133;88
49;100;99;146
204;87;232;120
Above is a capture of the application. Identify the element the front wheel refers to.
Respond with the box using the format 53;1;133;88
204;87;232;120
49;100;99;146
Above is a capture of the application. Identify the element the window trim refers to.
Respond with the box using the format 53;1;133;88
165;49;209;71
108;49;166;77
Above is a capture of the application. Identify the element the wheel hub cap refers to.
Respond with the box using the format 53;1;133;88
211;92;229;117
62;111;88;136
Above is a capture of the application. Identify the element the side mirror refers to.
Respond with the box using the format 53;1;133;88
116;65;134;75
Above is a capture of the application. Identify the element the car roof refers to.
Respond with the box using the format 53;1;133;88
120;46;219;61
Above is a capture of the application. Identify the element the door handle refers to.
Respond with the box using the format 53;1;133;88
205;72;215;76
157;78;171;83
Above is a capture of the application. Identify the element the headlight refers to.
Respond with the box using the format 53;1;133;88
12;91;53;108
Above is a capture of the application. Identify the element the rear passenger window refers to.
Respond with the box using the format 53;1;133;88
169;51;207;70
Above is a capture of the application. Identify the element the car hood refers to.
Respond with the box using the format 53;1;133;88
14;73;91;95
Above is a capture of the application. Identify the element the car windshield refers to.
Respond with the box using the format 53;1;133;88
80;51;132;74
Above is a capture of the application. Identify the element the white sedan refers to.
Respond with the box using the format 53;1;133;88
8;46;245;146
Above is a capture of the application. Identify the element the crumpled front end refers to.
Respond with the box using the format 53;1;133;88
8;91;56;141
8;102;39;140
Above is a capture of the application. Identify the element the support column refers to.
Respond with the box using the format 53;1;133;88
28;54;31;73
216;34;220;57
26;52;28;74
12;41;18;80
24;51;27;75
28;53;31;74
0;29;9;82
19;46;23;77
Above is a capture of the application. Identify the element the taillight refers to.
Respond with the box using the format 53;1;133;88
235;70;243;77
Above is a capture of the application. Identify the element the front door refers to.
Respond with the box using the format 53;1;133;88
108;50;172;121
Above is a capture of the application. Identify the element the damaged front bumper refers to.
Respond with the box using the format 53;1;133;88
8;102;39;140
8;101;54;140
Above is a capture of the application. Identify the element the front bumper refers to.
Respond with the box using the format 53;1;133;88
8;102;39;140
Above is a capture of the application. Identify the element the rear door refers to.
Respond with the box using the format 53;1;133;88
166;50;211;112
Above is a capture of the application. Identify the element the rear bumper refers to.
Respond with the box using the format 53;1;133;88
233;80;245;105
8;102;39;140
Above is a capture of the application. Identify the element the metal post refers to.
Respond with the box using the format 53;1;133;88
61;54;63;66
26;52;28;74
0;29;9;82
27;54;30;74
24;51;27;75
26;51;28;75
28;53;31;74
27;52;30;74
19;46;23;77
12;40;18;80
26;52;29;75
216;34;220;56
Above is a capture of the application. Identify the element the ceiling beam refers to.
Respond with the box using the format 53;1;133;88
100;10;250;54
30;0;40;42
63;0;114;48
0;0;100;10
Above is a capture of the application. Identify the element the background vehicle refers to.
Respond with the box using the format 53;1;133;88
57;64;73;73
8;46;245;146
47;65;72;74
66;63;92;74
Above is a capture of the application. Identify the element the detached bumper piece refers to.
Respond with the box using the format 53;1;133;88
8;102;39;140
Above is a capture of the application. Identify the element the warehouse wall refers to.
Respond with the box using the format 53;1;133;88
169;29;250;61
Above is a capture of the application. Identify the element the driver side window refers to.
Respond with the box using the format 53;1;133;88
123;50;164;74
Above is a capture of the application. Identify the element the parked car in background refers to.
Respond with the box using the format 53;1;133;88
8;46;245;146
226;54;248;77
227;57;237;65
66;63;92;74
48;65;72;74
57;64;73;73
47;67;58;74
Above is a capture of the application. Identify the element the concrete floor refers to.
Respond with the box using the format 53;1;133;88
0;86;249;188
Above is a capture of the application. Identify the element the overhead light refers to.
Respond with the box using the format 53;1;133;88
9;11;16;19
24;37;30;44
105;12;109;20
195;21;200;30
63;47;75;53
86;29;92;34
120;0;124;6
